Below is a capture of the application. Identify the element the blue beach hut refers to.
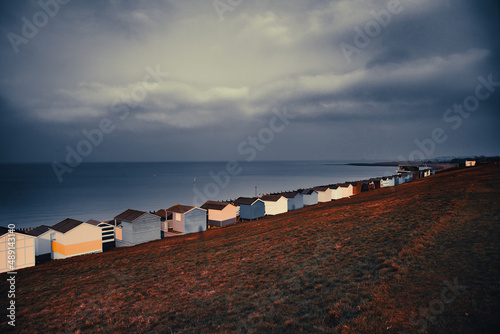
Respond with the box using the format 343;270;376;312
233;197;265;220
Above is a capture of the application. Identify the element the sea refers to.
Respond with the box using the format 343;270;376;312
0;161;398;229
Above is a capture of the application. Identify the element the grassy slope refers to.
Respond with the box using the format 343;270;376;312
1;165;499;333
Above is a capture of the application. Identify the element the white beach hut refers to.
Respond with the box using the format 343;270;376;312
381;176;395;188
329;185;343;200
314;186;332;203
26;225;52;264
338;183;354;198
260;195;288;215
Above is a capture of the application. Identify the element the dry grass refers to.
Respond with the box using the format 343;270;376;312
1;165;499;333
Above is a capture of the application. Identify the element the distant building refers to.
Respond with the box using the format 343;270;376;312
26;225;52;264
86;219;115;252
260;195;288;215
1;227;36;273
164;205;207;235
50;218;102;259
280;192;304;211
233;197;266;220
465;160;476;167
301;189;319;206
114;209;161;247
201;201;238;227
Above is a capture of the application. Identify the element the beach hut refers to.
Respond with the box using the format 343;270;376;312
1;227;36;273
424;168;435;176
153;209;172;235
164;204;207;235
280;192;304;211
50;218;103;259
86;220;115;252
360;181;370;192
350;182;362;195
314;186;332;203
329;185;343;200
301;189;319;206
465;160;476;167
233;197;265;220
381;176;395;188
404;172;413;183
368;178;381;190
260;195;288;215
26;225;52;264
338;183;354;198
201;201;238;227
114;209;161;247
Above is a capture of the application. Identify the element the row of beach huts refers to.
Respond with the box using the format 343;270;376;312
0;165;435;273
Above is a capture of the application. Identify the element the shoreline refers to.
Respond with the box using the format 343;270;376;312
343;162;458;171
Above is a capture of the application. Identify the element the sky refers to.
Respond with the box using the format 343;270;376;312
0;0;499;163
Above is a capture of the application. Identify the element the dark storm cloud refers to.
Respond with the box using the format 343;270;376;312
0;0;499;163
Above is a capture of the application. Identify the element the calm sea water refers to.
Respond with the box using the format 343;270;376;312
0;161;398;228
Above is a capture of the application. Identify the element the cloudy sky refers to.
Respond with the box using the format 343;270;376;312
0;0;499;163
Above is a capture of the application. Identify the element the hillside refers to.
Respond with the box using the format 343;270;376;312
1;165;499;333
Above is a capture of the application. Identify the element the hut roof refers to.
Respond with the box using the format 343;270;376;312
115;209;146;222
26;225;51;236
0;226;35;237
166;204;197;214
85;219;102;226
51;218;85;234
201;201;232;211
314;186;330;192
260;195;284;202
153;209;172;220
233;197;260;206
301;189;318;195
280;191;301;199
